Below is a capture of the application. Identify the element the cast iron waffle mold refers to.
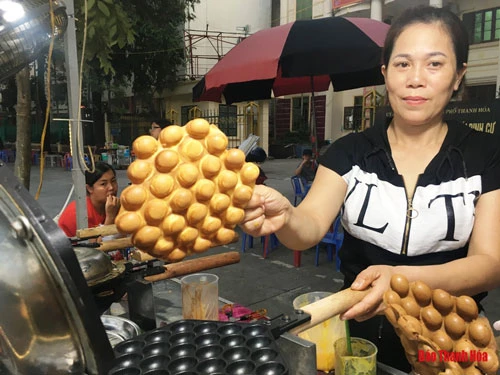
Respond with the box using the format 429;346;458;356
108;319;289;375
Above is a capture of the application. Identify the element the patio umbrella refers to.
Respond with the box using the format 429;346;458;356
192;16;390;104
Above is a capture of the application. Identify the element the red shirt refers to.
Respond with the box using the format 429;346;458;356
58;196;106;237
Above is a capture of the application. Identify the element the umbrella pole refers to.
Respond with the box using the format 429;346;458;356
309;76;318;158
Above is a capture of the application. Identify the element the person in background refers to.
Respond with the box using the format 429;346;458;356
318;139;332;156
240;6;500;372
149;118;172;140
294;148;317;184
58;162;120;238
246;147;268;185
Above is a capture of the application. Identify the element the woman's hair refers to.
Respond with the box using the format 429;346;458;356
85;162;116;192
152;118;172;129
382;6;469;71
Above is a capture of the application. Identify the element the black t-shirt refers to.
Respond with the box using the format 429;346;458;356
319;121;500;371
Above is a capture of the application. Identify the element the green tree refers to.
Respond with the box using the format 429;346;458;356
7;0;199;190
77;0;199;93
74;0;199;143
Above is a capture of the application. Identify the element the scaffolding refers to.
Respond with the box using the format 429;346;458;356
183;27;249;79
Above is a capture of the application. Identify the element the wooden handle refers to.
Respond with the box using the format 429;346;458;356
144;251;241;282
289;288;370;335
97;237;132;252
130;250;156;262
77;224;119;239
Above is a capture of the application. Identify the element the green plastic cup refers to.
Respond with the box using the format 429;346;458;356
334;337;377;375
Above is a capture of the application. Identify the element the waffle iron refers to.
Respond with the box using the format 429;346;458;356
0;162;114;374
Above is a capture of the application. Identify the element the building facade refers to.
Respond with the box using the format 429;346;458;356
159;0;273;150
162;0;500;156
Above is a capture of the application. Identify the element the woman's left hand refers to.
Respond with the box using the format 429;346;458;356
340;265;395;321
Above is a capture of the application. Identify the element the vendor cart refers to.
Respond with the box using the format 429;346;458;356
0;161;410;374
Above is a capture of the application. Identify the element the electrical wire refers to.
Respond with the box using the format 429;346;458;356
35;0;96;202
36;0;96;204
34;0;56;200
75;0;95;174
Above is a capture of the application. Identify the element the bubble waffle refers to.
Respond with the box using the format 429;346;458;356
384;274;499;375
115;119;260;262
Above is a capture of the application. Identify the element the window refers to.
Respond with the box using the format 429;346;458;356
181;105;196;124
296;0;312;21
271;0;280;27
343;107;354;130
291;96;309;132
463;8;500;44
218;104;237;136
351;96;363;131
465;84;496;102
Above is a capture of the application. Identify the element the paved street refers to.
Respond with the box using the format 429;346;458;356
6;156;500;331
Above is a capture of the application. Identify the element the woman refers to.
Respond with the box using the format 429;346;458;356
149;118;172;140
241;6;500;371
58;162;120;238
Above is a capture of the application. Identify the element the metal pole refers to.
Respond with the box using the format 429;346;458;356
63;0;87;229
309;76;318;158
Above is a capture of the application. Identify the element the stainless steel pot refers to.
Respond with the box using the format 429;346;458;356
101;315;141;348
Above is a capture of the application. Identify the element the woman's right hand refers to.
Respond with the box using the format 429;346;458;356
240;184;292;237
105;195;120;223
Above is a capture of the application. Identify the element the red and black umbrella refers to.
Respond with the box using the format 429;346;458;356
193;16;390;104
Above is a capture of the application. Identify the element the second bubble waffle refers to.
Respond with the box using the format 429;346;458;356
384;274;499;375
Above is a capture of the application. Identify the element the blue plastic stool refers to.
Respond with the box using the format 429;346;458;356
241;233;279;258
315;216;343;270
291;176;307;206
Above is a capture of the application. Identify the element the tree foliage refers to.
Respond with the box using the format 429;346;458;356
75;0;199;94
76;0;135;76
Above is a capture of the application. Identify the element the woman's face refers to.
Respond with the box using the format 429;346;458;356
86;170;118;205
381;22;466;127
149;122;162;140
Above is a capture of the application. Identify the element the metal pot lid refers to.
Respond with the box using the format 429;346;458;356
74;246;116;284
87;261;126;288
0;163;114;374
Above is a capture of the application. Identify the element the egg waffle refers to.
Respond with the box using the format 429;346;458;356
115;119;260;262
384;274;498;375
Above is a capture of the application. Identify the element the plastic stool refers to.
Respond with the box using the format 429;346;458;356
241;233;279;258
64;154;73;171
32;151;40;165
293;251;301;267
262;234;279;258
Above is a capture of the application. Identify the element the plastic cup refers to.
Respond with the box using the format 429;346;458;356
181;273;219;321
334;337;377;375
293;292;346;372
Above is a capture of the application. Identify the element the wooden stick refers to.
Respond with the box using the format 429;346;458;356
144;251;241;282
76;224;118;239
289;288;370;335
97;237;132;252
